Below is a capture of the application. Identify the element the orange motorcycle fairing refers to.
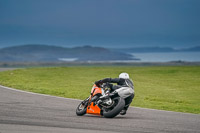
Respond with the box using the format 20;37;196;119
86;84;103;115
86;102;101;115
90;84;102;96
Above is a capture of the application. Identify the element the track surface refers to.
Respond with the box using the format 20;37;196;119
0;69;200;133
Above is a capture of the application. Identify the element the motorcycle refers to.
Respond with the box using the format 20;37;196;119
76;83;125;118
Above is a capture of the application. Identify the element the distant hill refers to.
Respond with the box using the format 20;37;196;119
111;46;200;53
0;44;138;62
111;47;175;53
179;46;200;52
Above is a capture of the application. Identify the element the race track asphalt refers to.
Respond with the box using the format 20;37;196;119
0;68;200;133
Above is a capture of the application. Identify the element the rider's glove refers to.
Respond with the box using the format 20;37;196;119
95;80;102;87
107;83;113;89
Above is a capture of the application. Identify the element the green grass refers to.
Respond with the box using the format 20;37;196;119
0;66;199;114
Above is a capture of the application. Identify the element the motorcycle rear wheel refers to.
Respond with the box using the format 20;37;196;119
103;97;125;118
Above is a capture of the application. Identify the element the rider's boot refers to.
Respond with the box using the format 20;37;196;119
120;104;129;115
120;109;127;115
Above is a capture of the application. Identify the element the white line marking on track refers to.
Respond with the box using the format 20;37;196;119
0;84;196;115
0;85;82;101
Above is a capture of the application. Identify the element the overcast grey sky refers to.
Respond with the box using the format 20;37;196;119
0;0;200;48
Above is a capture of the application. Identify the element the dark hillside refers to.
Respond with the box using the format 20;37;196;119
0;44;137;62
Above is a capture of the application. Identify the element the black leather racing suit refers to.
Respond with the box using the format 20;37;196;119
95;78;134;110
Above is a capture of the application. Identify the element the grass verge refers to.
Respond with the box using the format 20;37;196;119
0;66;199;114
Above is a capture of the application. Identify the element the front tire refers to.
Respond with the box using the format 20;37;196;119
76;101;87;116
103;97;125;118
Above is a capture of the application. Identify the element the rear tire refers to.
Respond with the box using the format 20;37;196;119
103;97;125;118
76;101;87;116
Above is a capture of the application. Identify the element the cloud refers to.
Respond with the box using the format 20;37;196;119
0;0;200;48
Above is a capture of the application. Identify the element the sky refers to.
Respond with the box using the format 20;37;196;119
0;0;200;48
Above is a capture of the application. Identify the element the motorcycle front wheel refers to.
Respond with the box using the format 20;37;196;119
103;97;125;118
76;99;88;116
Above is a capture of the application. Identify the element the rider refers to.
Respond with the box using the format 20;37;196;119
95;72;134;115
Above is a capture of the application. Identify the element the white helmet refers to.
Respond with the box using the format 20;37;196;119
119;73;129;79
